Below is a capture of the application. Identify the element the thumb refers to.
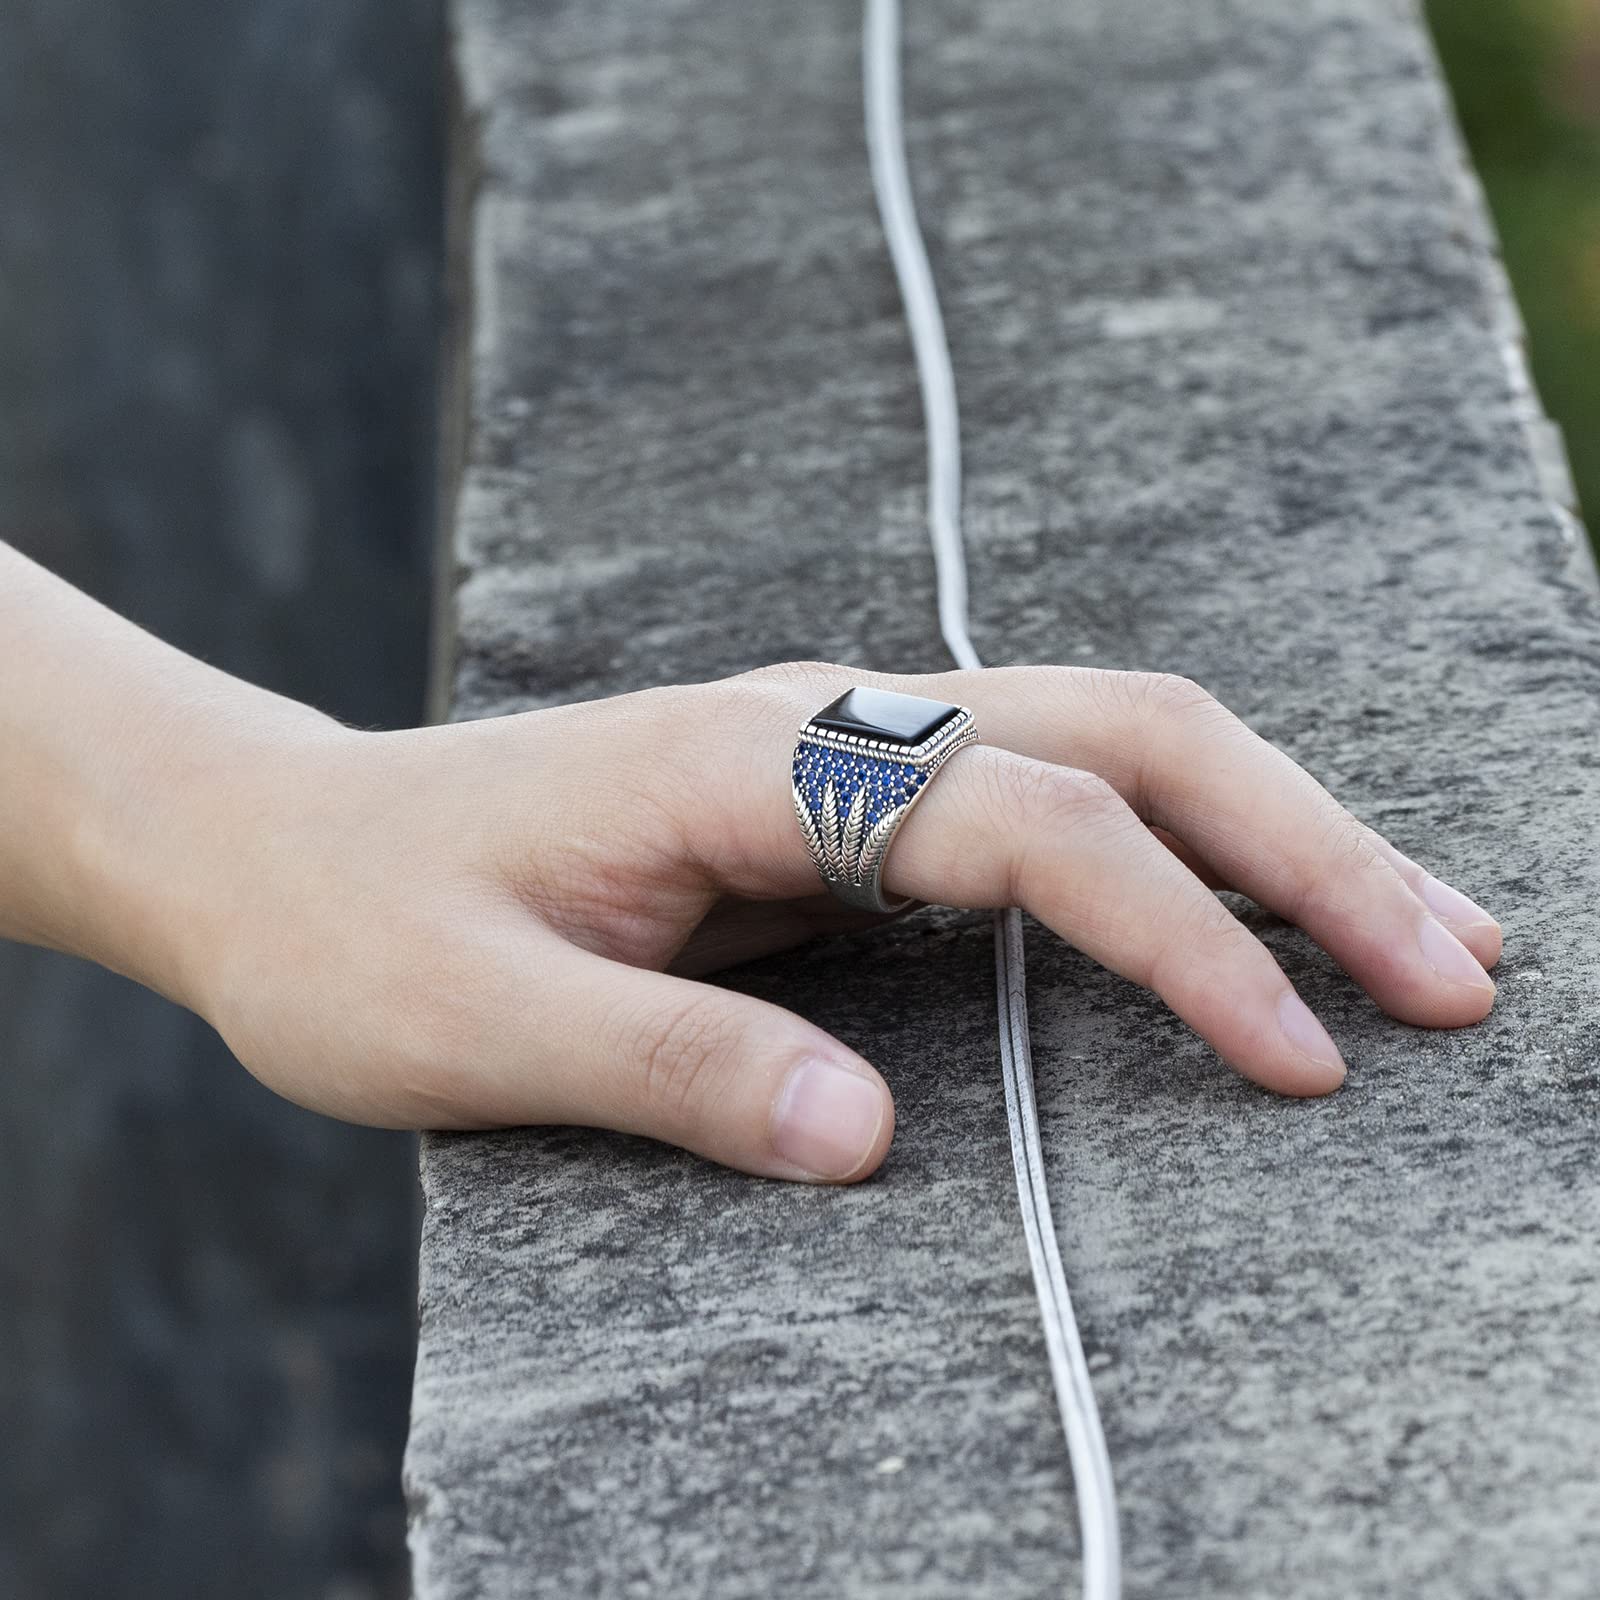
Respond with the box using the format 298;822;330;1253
524;948;895;1182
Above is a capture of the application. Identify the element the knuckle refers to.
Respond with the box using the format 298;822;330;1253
1139;670;1223;721
1360;823;1418;884
698;660;853;738
983;662;1071;697
687;674;772;743
1115;671;1236;815
738;659;853;691
1019;761;1126;829
1066;667;1196;724
982;755;1129;902
636;991;739;1124
1289;805;1392;926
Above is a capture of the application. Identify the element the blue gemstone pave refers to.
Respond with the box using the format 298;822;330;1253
792;742;929;830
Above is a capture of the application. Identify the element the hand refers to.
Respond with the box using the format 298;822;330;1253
155;661;1499;1182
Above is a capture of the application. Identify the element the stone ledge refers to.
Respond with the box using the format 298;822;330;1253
408;2;1600;1596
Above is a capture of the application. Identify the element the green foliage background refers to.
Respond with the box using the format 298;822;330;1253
1427;0;1600;542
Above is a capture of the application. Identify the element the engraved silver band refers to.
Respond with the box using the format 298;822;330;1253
790;693;978;914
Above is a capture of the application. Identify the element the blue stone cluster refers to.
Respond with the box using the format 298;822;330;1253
792;741;928;829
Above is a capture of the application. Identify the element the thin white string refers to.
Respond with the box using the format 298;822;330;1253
862;4;1122;1597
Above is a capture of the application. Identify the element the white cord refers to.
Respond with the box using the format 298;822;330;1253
862;4;1122;1596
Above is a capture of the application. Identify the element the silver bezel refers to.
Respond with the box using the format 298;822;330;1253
795;704;977;770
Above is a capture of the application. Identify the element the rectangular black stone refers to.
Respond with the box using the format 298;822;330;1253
809;686;961;746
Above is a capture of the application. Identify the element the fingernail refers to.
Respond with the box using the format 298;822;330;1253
772;1057;887;1180
1418;915;1494;989
1275;990;1346;1080
1420;874;1496;929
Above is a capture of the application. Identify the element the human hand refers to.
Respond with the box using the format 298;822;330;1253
148;661;1498;1183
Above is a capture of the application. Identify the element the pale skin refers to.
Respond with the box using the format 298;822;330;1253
0;542;1501;1180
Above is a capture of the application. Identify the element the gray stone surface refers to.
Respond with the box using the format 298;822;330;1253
410;1;1600;1595
0;3;441;1595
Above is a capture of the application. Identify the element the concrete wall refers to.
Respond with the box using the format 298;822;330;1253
410;1;1600;1596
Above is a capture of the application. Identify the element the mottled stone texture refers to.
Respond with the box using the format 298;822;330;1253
412;1;1600;1596
0;3;441;1596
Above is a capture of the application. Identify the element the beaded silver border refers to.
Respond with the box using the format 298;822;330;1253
795;704;977;770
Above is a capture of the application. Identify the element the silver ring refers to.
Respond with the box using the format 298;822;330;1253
791;686;978;913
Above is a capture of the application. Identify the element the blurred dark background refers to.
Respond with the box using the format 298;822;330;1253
0;2;1592;1598
1427;0;1600;536
0;2;443;1597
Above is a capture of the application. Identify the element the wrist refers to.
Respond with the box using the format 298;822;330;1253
0;546;363;1023
67;681;353;1016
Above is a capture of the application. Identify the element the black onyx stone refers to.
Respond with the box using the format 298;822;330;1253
811;686;961;746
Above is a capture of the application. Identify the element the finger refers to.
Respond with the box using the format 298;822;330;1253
483;944;894;1182
1360;830;1501;970
882;745;1349;1096
938;668;1498;1029
1148;815;1495;967
1153;818;1498;970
